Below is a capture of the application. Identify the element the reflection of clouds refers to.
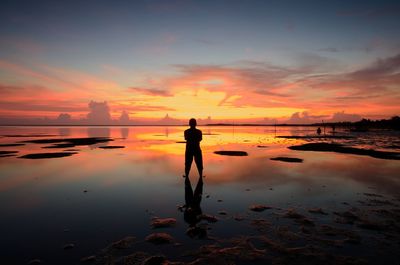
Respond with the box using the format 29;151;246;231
58;127;70;136
87;127;110;138
2;126;399;200
204;150;400;196
120;127;129;139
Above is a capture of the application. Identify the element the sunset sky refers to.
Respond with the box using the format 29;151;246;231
0;0;399;124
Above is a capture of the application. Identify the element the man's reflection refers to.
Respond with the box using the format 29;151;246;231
183;175;206;238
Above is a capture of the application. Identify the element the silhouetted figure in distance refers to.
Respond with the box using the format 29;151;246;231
317;127;322;135
184;118;203;178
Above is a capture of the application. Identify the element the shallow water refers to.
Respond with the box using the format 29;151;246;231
0;126;399;264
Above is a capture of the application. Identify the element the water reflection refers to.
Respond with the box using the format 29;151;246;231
120;127;129;139
0;126;399;264
183;175;205;238
58;127;70;136
87;127;110;138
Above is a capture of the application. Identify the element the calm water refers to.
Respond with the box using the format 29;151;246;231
0;126;399;264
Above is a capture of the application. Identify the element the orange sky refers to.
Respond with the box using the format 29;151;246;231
0;56;399;124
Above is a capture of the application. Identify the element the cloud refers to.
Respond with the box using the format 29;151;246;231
329;111;361;122
337;6;400;18
350;53;400;78
287;111;329;124
129;87;172;96
87;101;111;123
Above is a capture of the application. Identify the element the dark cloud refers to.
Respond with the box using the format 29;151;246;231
337;6;400;18
0;101;86;112
129;87;172;96
318;47;339;53
350;53;400;78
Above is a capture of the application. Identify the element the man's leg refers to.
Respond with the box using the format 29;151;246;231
185;151;193;177
194;151;203;178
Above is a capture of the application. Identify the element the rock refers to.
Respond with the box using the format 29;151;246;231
63;243;75;250
145;233;174;244
214;151;248;156
110;236;135;249
218;211;228;215
27;259;42;265
288;142;400;160
283;209;315;226
151;218;177;228
98;145;125;149
249;204;272;212
80;255;96;262
270;157;303;163
199;214;218;223
186;226;207;239
308;208;328;215
19;152;77;159
142;255;167;265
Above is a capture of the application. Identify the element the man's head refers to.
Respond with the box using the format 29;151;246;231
189;118;197;128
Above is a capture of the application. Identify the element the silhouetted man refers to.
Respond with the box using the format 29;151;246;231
184;118;203;178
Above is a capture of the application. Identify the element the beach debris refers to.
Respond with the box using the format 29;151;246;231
270;157;303;163
27;259;42;265
217;199;223;202
98;145;125;149
19;152;77;159
110;236;136;249
257;145;268;148
288;142;400;160
308;208;328;215
214;151;248;156
151;217;177;228
63;243;75;250
218;211;228;215
249;204;272;212
145;233;174;244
